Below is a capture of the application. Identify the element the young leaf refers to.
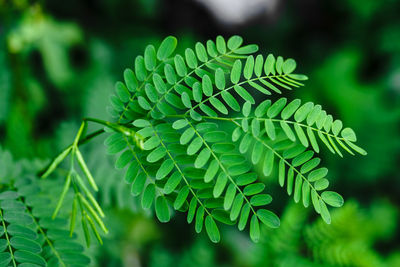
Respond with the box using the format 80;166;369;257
157;36;177;60
205;216;220;243
257;209;280;228
321;191;344;207
155;196;170;223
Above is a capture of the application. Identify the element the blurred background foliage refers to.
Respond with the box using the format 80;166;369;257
0;0;399;266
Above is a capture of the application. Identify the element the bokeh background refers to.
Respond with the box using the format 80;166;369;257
1;0;400;266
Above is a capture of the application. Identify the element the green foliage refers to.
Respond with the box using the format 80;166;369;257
249;200;399;267
0;151;90;266
39;35;365;245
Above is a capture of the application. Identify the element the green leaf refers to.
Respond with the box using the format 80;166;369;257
257;209;280;228
307;127;320;153
294;102;314;122
311;189;321;214
332;120;343;135
142;184;156;209
242;101;252;117
172;119;188;130
204;160;219;183
341;128;357;142
234;44;259;54
255;100;271;117
302;182;311;207
115;82;130;102
212;209;234;225
244;55;254;79
314;178;329;190
135;55;147;81
143;136;161;151
321;191;344;207
180;128;195;145
300;158;320;174
250;194;272;206
181;92;192;108
282;59;296;74
344;140;367;155
213;173;228;198
145;83;158;102
10;236;41;253
14;250;46;266
227;35;243;50
278;159;285;187
267;98;287;118
238;203;250;231
231;60;242;84
293;174;303;203
216;36;226;54
275;56;283;74
115;150;132;169
195;42;208;62
155;196;170;223
0;252;11;266
224;184;236;210
281;99;301;120
187;198;197;223
251;119;260;137
239;133;253;153
250;215;260;242
138;96;151;110
308;168;328;182
185;48;198;68
187;137;203;155
146;146;166;163
210;97;228;114
265;119;276;140
205;216;220;243
319;199;331;224
195;148;211;168
283;145;306;159
164;64;177;84
7;225;37;239
195;206;205;233
244;183;265;196
0;191;18;200
193;82;202;103
215;68;225;90
280;121;296;141
144;45;157;71
124;69;138;92
234;85;254;104
287;167;294;195
206;40;218;57
157;36;177;60
174;186;190;210
294;124;309;147
131;172;146;196
307;105;322;126
254;55;263;77
164;172;183;194
292;151;314;167
202;75;213;97
221;91;240;111
230;194;244;221
174;55;187;77
264;54;275;75
153;73;167;94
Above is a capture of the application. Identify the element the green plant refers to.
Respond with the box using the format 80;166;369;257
4;35;366;257
0;148;90;266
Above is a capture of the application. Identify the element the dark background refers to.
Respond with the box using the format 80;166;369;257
1;0;399;266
